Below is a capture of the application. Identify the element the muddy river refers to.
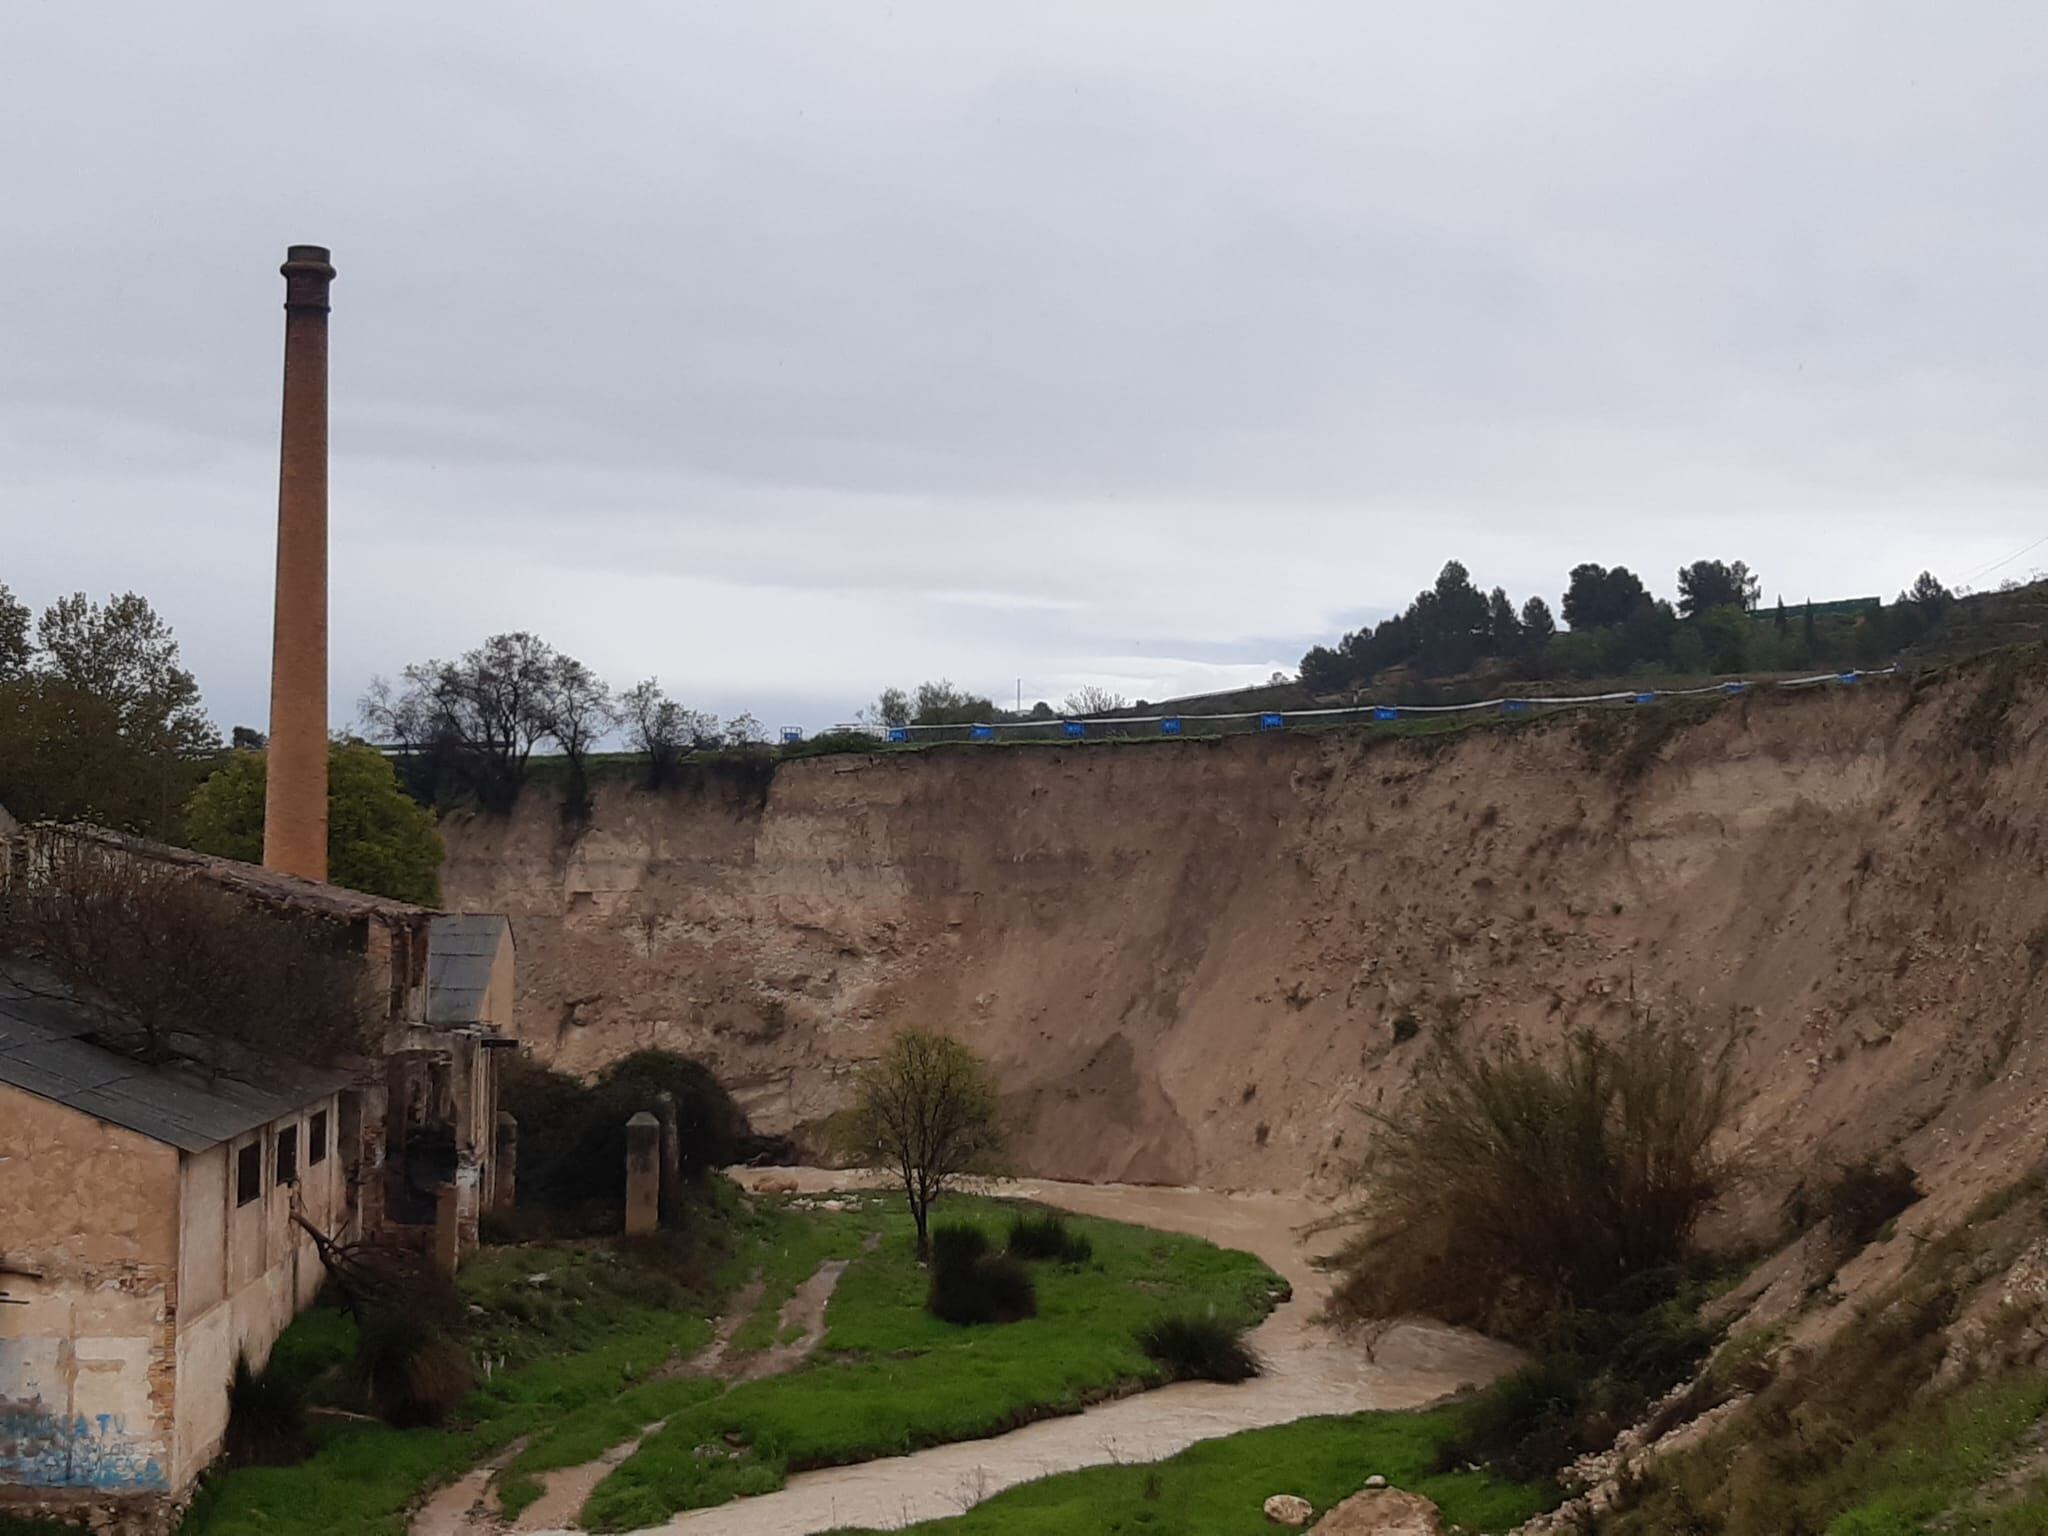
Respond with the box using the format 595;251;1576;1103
519;1168;1518;1536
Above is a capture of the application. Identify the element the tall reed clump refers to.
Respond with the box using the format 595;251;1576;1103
1331;1024;1733;1345
1006;1211;1094;1265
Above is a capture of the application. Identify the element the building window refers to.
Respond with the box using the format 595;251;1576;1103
309;1109;329;1165
276;1124;298;1186
236;1142;262;1206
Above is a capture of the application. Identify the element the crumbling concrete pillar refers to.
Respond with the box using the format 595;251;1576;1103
492;1111;518;1214
434;1181;461;1274
625;1112;661;1236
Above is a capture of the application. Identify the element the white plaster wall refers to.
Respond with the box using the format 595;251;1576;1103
170;1093;342;1487
0;1088;178;1495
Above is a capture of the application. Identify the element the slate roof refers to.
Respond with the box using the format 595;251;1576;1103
426;914;509;1026
0;967;349;1153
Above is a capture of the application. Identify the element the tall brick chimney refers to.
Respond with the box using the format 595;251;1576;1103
262;244;336;882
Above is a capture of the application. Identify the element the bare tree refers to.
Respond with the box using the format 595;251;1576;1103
620;679;720;788
538;654;616;807
0;837;373;1067
1062;685;1129;717
724;712;767;748
850;1027;1002;1257
362;632;560;813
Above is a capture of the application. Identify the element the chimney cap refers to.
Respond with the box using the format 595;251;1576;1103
281;245;336;277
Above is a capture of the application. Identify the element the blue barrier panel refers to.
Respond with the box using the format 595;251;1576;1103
1062;721;1085;738
1160;717;1183;736
1259;713;1285;730
1503;699;1529;714
887;727;909;743
970;724;995;741
1634;692;1657;705
1373;706;1399;721
1838;671;1859;685
1723;681;1748;694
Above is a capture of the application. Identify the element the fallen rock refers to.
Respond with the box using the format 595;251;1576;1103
1313;1486;1445;1535
1265;1493;1315;1526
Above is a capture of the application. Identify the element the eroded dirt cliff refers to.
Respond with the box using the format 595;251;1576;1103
440;652;2048;1224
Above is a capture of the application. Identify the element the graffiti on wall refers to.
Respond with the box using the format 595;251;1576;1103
0;1397;167;1490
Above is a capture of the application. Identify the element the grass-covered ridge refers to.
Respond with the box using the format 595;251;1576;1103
579;1195;1280;1530
845;1408;1548;1536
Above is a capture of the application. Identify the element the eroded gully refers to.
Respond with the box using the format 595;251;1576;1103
521;1168;1518;1536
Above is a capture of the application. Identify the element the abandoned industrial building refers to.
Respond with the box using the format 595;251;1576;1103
0;822;517;1519
0;960;351;1494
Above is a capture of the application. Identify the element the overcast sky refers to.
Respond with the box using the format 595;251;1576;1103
4;2;2045;734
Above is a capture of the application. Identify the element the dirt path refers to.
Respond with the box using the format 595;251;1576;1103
730;1258;850;1383
517;1168;1520;1536
413;1258;852;1536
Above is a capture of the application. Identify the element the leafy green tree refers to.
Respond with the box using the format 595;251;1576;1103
850;1027;1003;1257
870;687;912;728
1519;595;1557;652
1562;564;1650;631
0;583;28;682
912;680;997;725
1904;571;1953;613
36;593;216;755
0;588;218;834
184;741;444;905
1487;587;1522;655
1676;560;1761;618
869;680;998;728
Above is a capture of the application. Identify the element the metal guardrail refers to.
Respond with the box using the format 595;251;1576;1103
856;667;1900;746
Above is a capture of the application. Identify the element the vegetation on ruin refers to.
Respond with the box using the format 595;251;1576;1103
0;835;374;1065
182;742;445;905
494;1050;752;1230
850;1407;1548;1535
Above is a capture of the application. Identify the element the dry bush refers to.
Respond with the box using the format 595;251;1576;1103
0;838;372;1066
1331;1025;1733;1345
1784;1155;1923;1252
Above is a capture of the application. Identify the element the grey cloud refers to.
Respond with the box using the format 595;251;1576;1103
3;1;2045;737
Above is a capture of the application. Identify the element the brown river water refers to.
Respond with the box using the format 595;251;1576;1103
512;1167;1517;1536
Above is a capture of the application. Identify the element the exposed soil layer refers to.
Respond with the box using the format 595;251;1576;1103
442;655;2048;1237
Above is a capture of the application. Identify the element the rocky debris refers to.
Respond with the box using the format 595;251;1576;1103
1511;1391;1751;1534
1265;1493;1315;1526
1313;1486;1444;1534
